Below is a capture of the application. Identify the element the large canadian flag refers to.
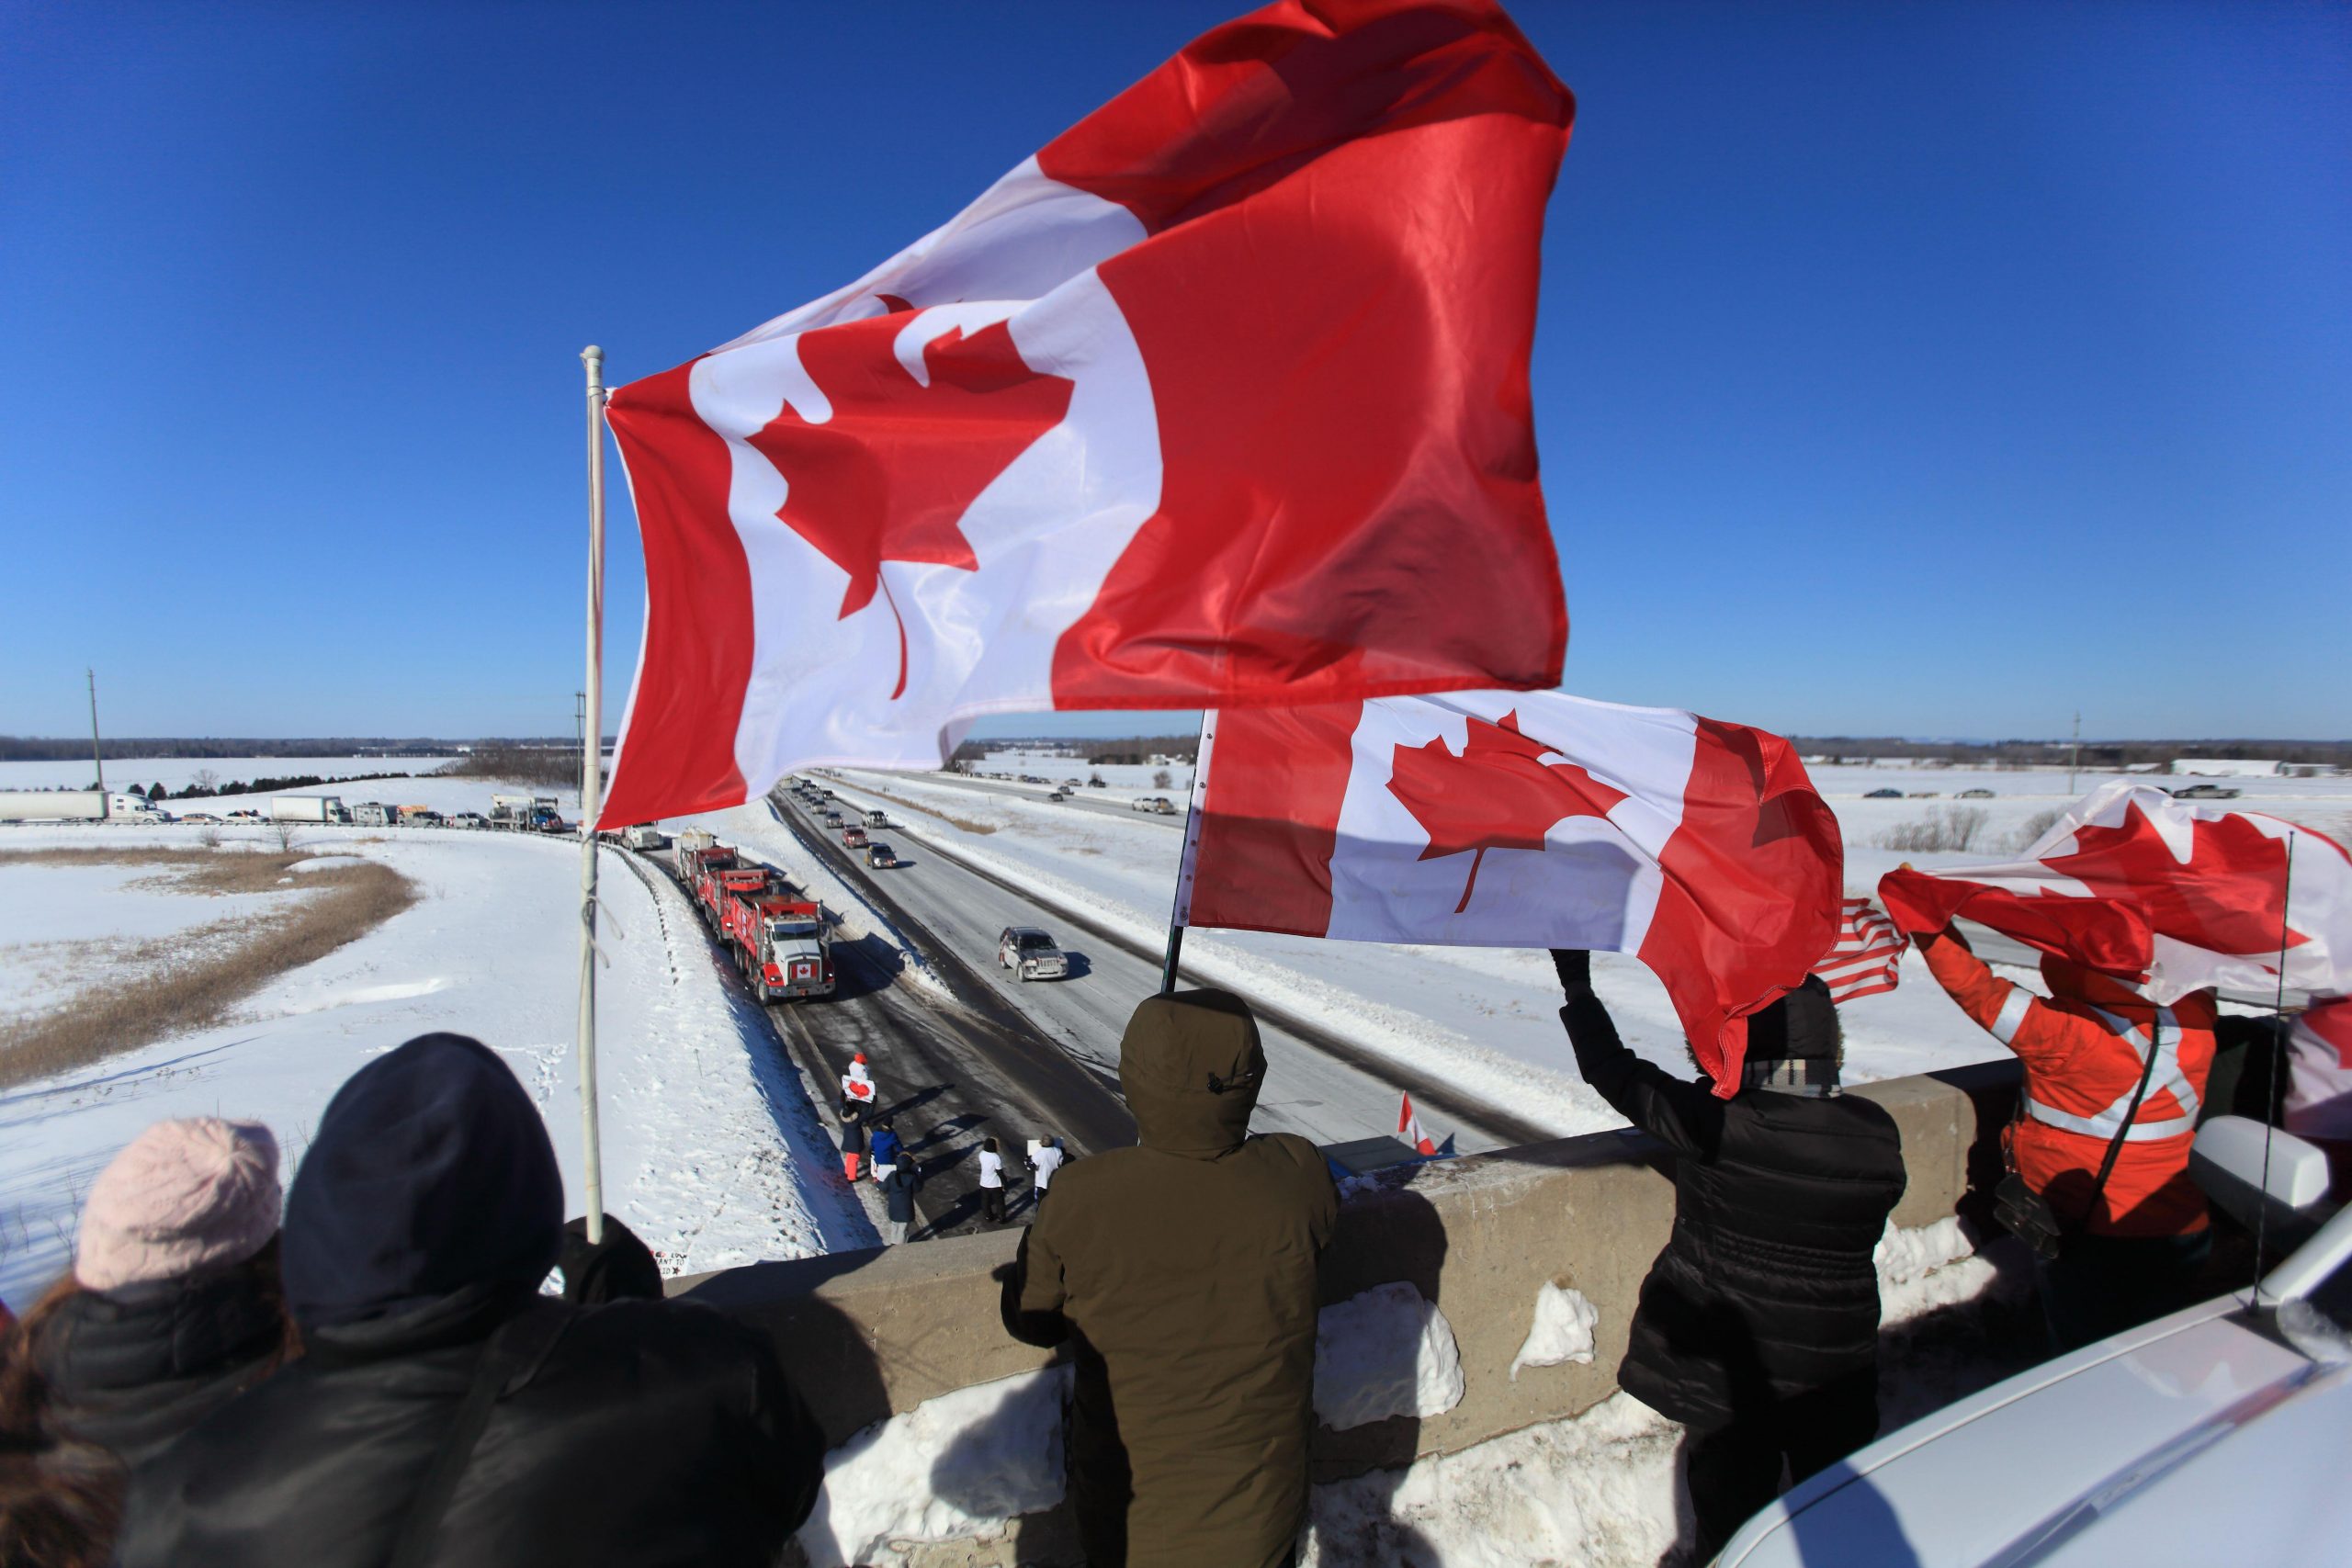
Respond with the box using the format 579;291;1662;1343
598;0;1574;828
1175;692;1845;1092
1877;783;2352;1004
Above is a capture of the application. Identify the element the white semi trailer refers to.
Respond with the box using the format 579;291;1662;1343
0;789;107;822
272;795;348;824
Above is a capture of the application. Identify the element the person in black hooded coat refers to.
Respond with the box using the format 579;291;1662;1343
117;1032;824;1568
1552;952;1906;1560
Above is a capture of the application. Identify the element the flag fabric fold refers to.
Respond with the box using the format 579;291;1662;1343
1876;782;2352;1004
599;0;1575;827
1178;691;1845;1094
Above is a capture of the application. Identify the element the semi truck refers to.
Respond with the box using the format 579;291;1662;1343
0;790;107;823
271;795;348;824
491;794;563;832
718;877;833;1001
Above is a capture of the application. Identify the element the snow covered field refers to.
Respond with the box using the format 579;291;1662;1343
817;763;2352;1143
0;754;458;794
0;823;869;1303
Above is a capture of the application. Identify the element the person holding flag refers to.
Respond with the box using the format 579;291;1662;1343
1547;951;1906;1561
1903;910;2219;1351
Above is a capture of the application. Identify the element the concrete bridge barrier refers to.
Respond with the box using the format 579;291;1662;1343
673;1060;2018;1565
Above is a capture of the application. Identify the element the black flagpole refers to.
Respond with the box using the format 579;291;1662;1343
1159;710;1214;994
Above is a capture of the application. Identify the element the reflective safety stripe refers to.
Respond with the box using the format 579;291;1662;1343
2024;1005;2196;1142
1989;987;2035;1045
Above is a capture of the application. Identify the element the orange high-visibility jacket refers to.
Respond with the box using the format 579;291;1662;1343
1919;931;2216;1237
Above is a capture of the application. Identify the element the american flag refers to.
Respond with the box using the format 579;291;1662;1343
1813;898;1905;1003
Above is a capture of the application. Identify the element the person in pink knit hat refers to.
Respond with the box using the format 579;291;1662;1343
2;1117;292;1504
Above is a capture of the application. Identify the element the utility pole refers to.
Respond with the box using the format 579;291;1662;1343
86;669;106;795
2068;711;2081;796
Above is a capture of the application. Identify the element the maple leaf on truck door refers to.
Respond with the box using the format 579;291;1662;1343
1385;711;1632;914
745;313;1076;697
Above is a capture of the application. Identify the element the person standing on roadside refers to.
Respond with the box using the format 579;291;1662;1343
839;1054;876;1119
1025;1135;1065;1201
880;1159;923;1246
1550;950;1906;1562
977;1137;1008;1225
840;1102;867;1184
868;1119;902;1184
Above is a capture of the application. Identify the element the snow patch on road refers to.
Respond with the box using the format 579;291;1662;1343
1510;1282;1601;1382
1316;1281;1465;1431
798;1366;1070;1568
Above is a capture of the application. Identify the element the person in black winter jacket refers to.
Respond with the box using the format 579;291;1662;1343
117;1032;824;1568
1552;952;1906;1560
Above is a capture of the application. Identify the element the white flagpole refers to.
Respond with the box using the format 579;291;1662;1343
1158;710;1216;994
576;345;608;1244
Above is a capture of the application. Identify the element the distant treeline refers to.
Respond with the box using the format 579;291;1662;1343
438;746;580;789
0;737;600;762
165;771;417;800
949;734;1202;767
1792;737;2352;768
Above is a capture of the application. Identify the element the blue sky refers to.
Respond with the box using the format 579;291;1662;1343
3;2;2345;742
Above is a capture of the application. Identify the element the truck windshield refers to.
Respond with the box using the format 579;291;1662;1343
768;918;817;938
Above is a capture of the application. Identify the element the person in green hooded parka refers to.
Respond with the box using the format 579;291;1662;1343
1003;989;1338;1568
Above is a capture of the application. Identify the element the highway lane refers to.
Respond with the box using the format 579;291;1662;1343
899;771;1186;831
650;834;1132;1242
787;783;1543;1154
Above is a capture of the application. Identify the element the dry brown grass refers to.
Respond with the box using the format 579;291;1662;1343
0;849;419;1089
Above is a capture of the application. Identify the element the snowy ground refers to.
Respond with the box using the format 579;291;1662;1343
0;754;457;794
805;764;2352;1142
0;821;869;1303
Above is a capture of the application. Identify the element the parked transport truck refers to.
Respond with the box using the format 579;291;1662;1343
353;802;396;827
0;790;107;823
272;795;348;825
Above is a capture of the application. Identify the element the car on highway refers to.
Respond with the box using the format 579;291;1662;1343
1131;795;1179;814
842;826;869;849
450;812;490;829
998;926;1069;981
865;808;887;828
179;811;223;824
1047;789;1070;802
822;809;842;827
1721;1114;2351;1567
2172;784;2244;800
1955;788;1996;799
226;809;265;822
866;840;898;869
1863;788;1905;799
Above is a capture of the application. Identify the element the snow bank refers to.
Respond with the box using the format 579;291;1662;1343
1876;1215;2008;1326
797;1366;1069;1568
1510;1282;1600;1382
1306;1391;1686;1568
1315;1281;1465;1431
0;827;863;1300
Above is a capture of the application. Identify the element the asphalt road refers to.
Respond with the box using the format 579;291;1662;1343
652;830;1133;1243
790;780;1544;1155
908;771;1186;831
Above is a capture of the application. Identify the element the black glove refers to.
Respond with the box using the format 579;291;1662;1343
1551;948;1592;992
559;1214;663;1303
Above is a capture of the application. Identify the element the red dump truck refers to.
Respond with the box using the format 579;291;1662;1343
678;843;740;926
718;880;834;1001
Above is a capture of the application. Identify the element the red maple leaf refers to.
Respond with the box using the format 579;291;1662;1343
746;313;1074;697
1385;711;1631;913
2042;801;2305;958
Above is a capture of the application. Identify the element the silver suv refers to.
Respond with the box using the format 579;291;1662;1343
997;926;1069;981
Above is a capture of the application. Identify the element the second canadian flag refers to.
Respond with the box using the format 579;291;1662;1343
1176;692;1845;1091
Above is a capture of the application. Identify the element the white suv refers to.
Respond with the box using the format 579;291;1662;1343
1722;1116;2352;1566
997;926;1069;981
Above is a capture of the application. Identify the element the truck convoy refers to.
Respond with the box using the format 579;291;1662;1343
677;841;834;1001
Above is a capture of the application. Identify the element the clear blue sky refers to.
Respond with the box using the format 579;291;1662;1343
4;2;2346;742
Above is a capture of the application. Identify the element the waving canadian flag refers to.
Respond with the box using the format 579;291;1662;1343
1878;783;2352;1004
1176;692;1845;1091
598;0;1574;827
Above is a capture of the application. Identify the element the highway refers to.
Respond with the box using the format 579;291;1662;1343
779;783;1544;1158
